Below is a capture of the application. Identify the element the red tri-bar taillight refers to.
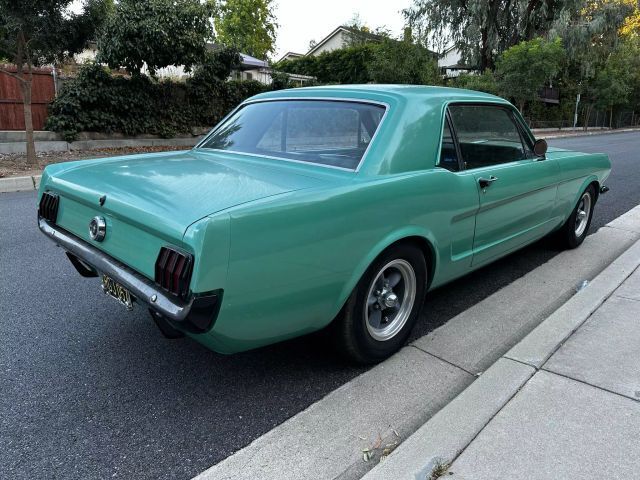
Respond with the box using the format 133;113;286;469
38;192;60;223
154;247;193;298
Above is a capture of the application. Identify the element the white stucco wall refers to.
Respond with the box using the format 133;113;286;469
310;30;349;56
438;47;462;68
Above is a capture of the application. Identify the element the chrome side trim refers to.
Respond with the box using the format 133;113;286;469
193;96;391;173
38;218;193;322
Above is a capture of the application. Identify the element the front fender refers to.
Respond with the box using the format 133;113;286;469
554;151;610;225
573;175;600;205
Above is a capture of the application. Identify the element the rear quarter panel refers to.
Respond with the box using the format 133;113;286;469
196;170;479;353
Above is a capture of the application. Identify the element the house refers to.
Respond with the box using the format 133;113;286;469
73;43;314;86
231;53;271;82
305;26;384;57
438;45;477;78
277;51;304;63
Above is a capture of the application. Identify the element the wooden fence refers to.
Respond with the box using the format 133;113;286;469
0;65;55;130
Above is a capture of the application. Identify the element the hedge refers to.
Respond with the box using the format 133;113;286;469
275;44;378;84
46;62;269;141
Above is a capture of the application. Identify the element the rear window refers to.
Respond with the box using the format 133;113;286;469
199;100;386;169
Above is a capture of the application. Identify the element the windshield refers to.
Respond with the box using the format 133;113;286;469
198;100;386;170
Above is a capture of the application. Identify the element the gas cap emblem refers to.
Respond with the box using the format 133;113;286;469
89;216;106;242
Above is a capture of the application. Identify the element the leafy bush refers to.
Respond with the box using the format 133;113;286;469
368;39;440;85
450;71;500;95
275;40;440;86
275;44;378;84
46;62;270;140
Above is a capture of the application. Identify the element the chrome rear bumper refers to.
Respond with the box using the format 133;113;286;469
38;217;220;331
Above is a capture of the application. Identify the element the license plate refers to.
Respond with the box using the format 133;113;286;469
102;274;133;310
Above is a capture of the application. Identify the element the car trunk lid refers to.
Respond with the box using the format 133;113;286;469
45;150;331;278
47;149;326;238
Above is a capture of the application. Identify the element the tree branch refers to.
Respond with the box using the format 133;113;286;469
0;67;27;84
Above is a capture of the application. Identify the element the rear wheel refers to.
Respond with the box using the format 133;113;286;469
332;244;427;364
556;185;596;249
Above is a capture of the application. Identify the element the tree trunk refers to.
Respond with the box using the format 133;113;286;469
17;63;37;166
609;107;613;129
582;104;593;131
480;27;489;72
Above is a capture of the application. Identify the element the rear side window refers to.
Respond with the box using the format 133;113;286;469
439;118;460;172
448;105;526;169
200;100;385;170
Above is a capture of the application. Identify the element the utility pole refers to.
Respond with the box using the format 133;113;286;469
573;93;581;129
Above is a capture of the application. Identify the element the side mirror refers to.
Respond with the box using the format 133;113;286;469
533;138;548;157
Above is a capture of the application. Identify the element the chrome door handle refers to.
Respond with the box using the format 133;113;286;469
478;176;498;189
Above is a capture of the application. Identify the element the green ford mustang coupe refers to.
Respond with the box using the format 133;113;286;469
38;85;611;363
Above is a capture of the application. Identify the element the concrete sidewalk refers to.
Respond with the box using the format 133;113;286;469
363;237;640;480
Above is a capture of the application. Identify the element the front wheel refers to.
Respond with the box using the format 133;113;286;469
332;244;427;364
556;185;596;249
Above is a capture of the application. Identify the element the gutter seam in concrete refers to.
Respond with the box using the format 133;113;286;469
409;344;478;377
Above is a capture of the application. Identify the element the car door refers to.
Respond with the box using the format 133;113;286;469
427;112;481;285
448;103;560;267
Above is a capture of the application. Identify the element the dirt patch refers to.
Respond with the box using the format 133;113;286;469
0;145;190;178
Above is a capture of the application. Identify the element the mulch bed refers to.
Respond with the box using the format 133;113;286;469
0;145;190;178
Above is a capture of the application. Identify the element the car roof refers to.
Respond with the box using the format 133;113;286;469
243;85;514;175
248;84;506;107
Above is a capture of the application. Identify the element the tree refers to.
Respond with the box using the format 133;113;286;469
403;0;582;71
0;0;109;165
451;71;500;95
368;38;440;85
342;13;390;47
620;0;640;37
592;37;640;127
550;1;634;128
98;0;214;75
495;37;565;114
214;0;277;59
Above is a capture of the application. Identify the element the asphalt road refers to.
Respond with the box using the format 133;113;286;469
1;131;639;479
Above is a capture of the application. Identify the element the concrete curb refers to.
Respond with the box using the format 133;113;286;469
535;126;640;139
194;347;476;480
0;175;40;193
193;205;640;480
361;217;640;480
362;358;536;480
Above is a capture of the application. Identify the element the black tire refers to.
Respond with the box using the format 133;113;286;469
556;185;596;249
332;243;427;364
